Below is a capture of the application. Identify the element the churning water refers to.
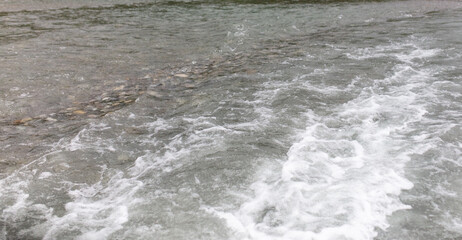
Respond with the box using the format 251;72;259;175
1;0;462;239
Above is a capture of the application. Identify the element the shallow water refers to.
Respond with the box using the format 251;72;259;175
1;0;462;239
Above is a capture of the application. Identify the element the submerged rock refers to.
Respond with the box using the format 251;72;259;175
115;154;134;165
72;110;86;115
147;91;164;99
113;85;125;91
174;73;189;78
183;83;196;89
45;117;58;122
124;127;147;135
12;117;32;125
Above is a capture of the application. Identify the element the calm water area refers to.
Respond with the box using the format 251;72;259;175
1;0;462;239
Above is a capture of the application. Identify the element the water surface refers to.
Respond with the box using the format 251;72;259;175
1;0;462;239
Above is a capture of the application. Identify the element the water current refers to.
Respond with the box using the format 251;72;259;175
1;0;462;239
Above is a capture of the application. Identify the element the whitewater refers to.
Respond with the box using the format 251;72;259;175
1;1;462;239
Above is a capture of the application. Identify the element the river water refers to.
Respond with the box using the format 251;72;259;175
1;0;462;239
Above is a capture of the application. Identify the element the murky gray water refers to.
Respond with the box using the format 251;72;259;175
1;0;462;239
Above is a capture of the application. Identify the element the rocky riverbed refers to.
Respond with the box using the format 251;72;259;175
2;1;462;239
0;49;266;178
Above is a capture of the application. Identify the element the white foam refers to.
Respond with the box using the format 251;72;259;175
0;36;449;240
42;172;143;240
38;172;53;179
211;40;441;240
346;42;439;64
